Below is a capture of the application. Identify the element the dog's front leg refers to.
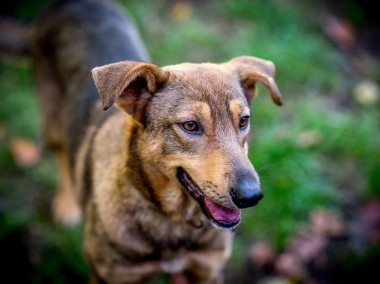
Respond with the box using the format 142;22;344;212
52;150;81;225
170;273;223;284
89;258;165;284
171;249;228;284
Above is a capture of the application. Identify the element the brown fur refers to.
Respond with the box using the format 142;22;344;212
85;59;282;283
0;0;282;283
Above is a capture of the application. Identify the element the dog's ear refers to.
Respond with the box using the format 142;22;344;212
91;61;169;118
227;56;283;106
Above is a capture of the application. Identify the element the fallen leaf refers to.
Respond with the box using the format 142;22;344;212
169;1;193;22
9;138;40;166
356;199;380;244
310;207;345;236
249;241;276;267
275;254;305;279
322;14;356;48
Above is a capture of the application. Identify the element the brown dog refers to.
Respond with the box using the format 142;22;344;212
0;0;282;283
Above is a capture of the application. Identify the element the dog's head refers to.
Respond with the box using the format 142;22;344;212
92;56;282;229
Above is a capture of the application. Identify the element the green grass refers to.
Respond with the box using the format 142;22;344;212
1;0;380;282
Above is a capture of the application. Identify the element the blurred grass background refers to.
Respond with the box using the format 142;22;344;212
0;0;379;283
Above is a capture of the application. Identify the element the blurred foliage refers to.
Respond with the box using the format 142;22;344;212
1;0;380;283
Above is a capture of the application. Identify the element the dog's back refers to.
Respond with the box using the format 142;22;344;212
32;0;150;164
0;0;151;223
1;0;149;159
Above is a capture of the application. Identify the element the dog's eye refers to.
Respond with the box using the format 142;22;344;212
239;116;250;129
181;121;201;134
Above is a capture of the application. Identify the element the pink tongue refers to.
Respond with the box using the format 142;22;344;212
204;197;240;222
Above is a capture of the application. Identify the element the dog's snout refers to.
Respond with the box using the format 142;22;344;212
230;173;263;208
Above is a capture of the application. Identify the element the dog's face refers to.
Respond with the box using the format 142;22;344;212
92;56;282;229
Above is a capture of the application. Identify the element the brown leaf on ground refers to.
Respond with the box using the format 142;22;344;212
169;1;193;22
249;241;277;268
351;199;380;244
9;138;40;166
275;253;305;280
322;14;356;48
310;207;345;236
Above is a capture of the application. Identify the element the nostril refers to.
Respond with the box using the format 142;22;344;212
230;187;237;198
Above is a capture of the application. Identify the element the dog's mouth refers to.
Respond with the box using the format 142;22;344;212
176;167;241;229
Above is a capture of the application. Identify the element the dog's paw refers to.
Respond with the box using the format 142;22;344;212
52;187;82;226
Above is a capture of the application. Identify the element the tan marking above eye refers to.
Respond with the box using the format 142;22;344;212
194;101;212;121
176;101;212;134
229;99;250;129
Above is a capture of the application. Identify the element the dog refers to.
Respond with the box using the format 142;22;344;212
0;0;282;283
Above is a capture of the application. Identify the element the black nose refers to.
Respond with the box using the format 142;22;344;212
230;174;263;208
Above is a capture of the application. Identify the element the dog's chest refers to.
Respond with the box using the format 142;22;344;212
142;221;222;272
138;215;212;250
123;211;217;256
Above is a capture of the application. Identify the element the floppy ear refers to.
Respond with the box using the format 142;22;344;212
227;56;283;106
91;61;169;119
